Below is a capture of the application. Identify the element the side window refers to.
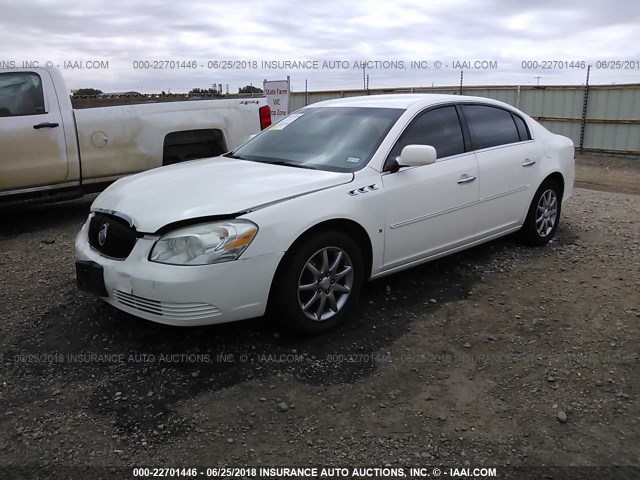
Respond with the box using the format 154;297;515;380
512;113;531;141
463;105;520;150
0;72;46;117
389;106;465;161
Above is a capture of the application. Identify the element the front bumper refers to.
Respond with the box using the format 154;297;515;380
74;221;284;326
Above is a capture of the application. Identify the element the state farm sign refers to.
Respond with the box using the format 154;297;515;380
263;79;290;123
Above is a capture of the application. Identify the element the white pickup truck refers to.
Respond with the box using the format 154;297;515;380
0;67;271;205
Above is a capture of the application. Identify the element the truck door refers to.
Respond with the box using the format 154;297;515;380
0;70;69;192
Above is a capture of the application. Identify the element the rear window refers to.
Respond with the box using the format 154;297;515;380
512;113;532;141
463;105;521;150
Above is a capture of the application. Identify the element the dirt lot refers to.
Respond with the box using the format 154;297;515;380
0;155;638;479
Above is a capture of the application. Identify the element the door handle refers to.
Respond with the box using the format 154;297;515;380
457;175;476;184
33;122;59;129
522;159;536;167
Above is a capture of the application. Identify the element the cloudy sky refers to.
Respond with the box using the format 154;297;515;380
2;0;639;93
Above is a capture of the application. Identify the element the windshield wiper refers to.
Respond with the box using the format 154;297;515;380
266;160;317;170
225;152;247;160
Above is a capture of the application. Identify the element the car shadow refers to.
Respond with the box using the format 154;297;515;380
5;222;580;440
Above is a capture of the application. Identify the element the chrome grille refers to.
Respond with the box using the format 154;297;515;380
113;291;221;321
88;213;137;260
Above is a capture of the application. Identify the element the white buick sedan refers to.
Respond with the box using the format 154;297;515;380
75;94;574;334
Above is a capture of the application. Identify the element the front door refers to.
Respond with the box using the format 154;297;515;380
0;70;68;192
382;105;479;269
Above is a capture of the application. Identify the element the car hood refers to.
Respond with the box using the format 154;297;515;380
92;157;353;232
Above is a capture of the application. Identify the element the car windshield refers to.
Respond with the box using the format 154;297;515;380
231;106;405;172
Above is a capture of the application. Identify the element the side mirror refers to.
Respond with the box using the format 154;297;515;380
398;145;437;167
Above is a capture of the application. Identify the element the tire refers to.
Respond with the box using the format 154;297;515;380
271;230;364;335
520;179;562;246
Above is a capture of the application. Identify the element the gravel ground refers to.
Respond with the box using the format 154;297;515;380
0;156;638;479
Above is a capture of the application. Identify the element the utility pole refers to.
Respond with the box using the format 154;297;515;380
362;64;366;91
579;65;591;154
534;76;542;87
459;71;463;95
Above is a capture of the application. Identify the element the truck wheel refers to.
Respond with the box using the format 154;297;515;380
272;231;364;335
520;179;561;246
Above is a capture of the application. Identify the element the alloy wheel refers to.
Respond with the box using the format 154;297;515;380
297;246;354;321
536;189;558;237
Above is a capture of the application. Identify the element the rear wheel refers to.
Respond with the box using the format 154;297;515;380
272;231;364;334
521;179;561;246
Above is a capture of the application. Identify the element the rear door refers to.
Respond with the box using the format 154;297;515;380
461;104;541;236
0;70;69;192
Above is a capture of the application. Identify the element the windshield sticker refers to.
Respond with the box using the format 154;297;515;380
346;156;361;163
269;113;304;130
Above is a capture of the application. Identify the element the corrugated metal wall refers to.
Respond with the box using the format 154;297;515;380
289;84;640;155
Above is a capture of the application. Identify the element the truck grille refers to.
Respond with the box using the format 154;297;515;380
88;213;138;260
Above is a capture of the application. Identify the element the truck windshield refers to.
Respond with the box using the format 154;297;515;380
231;107;404;172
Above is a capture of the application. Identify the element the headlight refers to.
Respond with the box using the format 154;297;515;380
149;220;258;265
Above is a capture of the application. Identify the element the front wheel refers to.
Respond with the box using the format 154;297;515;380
271;231;364;335
520;179;562;246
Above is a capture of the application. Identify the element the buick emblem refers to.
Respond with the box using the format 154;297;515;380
98;223;109;246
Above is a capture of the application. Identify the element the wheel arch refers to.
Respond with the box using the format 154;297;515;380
543;171;565;198
266;218;374;308
162;128;227;165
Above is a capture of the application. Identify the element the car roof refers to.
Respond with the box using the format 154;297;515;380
310;93;510;110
